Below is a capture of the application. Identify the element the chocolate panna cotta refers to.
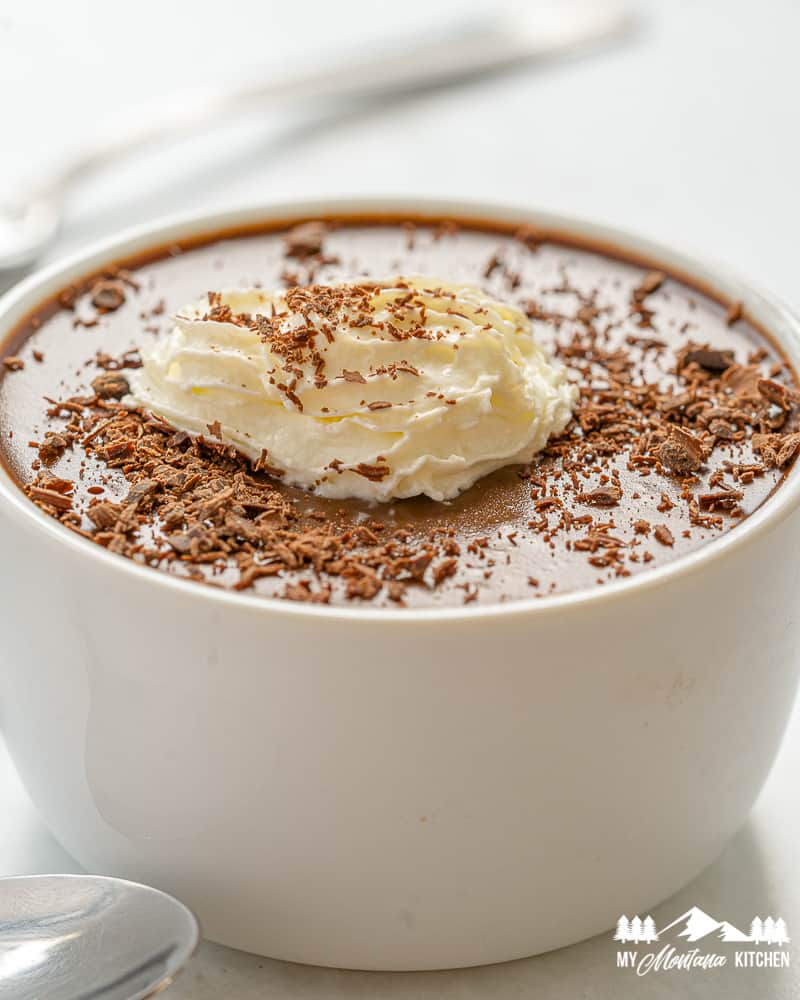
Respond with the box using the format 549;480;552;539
1;216;798;609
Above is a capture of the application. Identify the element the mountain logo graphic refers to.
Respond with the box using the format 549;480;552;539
660;907;750;942
614;907;790;945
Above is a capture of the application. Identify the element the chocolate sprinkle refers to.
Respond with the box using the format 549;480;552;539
653;524;674;547
656;426;707;475
283;221;328;259
91;372;130;399
90;280;126;312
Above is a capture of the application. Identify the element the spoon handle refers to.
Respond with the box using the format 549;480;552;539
51;3;634;194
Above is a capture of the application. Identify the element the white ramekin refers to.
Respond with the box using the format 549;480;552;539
1;199;799;971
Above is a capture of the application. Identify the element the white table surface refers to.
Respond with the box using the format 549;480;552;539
1;0;799;996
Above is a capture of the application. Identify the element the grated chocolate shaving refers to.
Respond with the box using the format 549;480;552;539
90;280;127;312
284;221;328;259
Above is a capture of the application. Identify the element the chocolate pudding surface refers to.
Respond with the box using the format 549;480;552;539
2;215;799;609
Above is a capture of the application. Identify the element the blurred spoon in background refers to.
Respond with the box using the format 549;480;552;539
0;2;636;273
0;874;198;1000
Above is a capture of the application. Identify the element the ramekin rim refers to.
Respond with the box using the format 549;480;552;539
1;194;799;624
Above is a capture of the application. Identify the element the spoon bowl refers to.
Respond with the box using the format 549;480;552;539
0;874;199;1000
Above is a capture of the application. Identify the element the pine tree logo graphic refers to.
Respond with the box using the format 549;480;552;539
749;917;790;945
614;914;659;944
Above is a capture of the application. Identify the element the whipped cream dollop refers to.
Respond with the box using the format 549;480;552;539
130;278;577;501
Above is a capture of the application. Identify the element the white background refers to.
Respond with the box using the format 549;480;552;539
1;0;799;996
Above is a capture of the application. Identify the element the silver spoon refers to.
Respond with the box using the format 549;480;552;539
0;2;635;272
0;874;199;1000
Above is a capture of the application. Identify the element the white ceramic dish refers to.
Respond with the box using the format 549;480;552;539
1;198;799;971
